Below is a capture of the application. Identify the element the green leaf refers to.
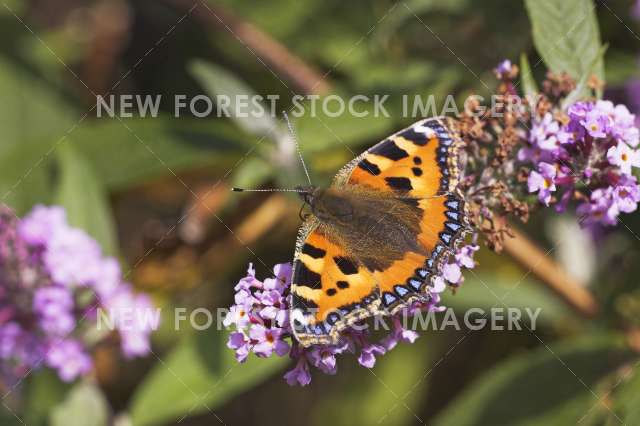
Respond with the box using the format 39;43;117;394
293;97;395;152
54;143;118;256
0;137;54;215
524;0;604;88
0;57;74;156
50;382;109;426
519;53;538;97
312;339;434;426
69;117;248;191
24;370;72;426
0;407;22;426
190;60;285;141
231;156;274;190
129;330;286;426
433;335;635;426
562;45;608;108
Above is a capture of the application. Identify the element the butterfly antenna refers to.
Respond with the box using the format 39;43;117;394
283;111;312;186
231;188;308;193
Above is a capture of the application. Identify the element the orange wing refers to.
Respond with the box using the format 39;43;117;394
290;220;381;346
338;117;467;312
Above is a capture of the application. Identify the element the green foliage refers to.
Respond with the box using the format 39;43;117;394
433;335;635;426
24;370;72;426
525;0;605;89
519;53;538;98
562;45;608;108
50;382;109;426
443;271;571;325
312;340;433;426
54;143;118;256
129;329;286;426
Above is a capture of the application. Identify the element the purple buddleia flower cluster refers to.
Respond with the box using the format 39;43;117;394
520;100;640;225
458;60;640;249
0;205;158;384
226;243;478;386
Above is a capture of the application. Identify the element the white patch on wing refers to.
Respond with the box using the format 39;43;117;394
413;124;436;137
291;308;310;326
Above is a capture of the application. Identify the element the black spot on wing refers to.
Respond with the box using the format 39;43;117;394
293;261;321;288
385;177;413;191
333;256;358;275
412;167;423;176
336;280;349;289
370;140;409;161
301;243;326;259
413;156;422;165
325;288;337;296
357;158;381;175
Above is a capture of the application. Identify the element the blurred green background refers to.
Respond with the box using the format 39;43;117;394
2;0;640;425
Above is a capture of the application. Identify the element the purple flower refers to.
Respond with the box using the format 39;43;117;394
0;204;157;384
607;142;640;175
284;359;311;386
381;318;419;351
494;59;512;78
442;263;462;285
582;100;614;138
33;286;75;336
530;113;561;151
249;324;290;357
17;205;66;247
263;263;292;292
308;344;346;375
456;245;479;269
102;287;158;358
357;343;386;368
611;104;639;147
430;276;447;294
613;177;640;213
45;339;92;382
578;188;619;226
528;162;557;205
234;263;261;291
223;303;251;329
258;289;286;325
633;0;640;20
227;256;474;386
227;331;250;362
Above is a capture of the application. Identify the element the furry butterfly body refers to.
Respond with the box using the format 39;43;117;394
290;117;468;346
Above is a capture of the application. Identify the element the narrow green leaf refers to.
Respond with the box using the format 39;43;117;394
50;382;109;426
190;60;284;141
524;0;604;90
54;143;118;256
129;330;286;426
519;53;538;97
232;156;274;190
433;334;635;426
70;117;247;191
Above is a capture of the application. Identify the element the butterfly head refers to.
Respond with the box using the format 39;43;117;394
297;186;355;224
295;185;316;206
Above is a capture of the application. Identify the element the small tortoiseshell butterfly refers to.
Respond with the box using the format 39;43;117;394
288;117;468;347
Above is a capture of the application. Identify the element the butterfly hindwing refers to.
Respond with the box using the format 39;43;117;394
290;221;381;346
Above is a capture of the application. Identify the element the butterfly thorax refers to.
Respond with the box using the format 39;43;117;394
304;185;426;272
